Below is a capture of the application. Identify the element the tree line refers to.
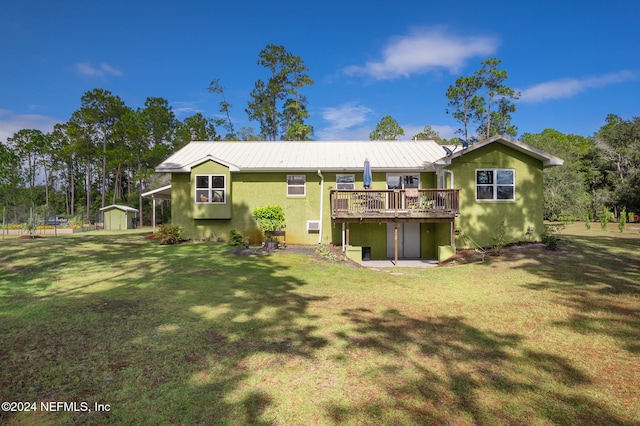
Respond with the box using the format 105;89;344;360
523;116;640;222
1;45;638;226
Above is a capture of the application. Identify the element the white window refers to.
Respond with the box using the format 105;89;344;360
476;169;515;201
287;175;306;196
336;174;355;190
195;175;226;203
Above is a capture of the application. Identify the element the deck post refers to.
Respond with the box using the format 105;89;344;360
151;197;157;233
394;223;398;265
341;223;346;252
346;222;350;246
451;220;455;246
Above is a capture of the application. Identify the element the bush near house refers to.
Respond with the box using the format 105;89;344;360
252;205;286;242
155;224;184;245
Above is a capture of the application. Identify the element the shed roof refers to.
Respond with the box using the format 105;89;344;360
99;204;139;213
155;140;449;173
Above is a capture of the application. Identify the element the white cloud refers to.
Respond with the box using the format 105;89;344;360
76;62;123;77
171;101;202;117
519;70;636;103
0;110;60;143
344;28;498;80
317;103;373;140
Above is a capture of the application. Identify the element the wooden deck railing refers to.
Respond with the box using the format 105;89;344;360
330;189;459;221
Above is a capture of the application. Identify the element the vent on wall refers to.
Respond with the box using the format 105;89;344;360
306;220;320;231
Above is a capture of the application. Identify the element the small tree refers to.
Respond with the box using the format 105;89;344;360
619;209;626;233
600;207;611;230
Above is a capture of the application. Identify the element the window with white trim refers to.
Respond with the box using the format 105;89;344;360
195;175;226;203
336;174;355;190
476;169;515;201
287;175;306;196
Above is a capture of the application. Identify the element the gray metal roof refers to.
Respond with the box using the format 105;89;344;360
155;140;449;173
155;136;563;173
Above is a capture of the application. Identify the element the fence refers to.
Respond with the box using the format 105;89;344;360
1;204;104;237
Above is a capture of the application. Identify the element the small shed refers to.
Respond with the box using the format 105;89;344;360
100;205;139;230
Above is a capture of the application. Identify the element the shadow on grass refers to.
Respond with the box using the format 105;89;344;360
326;308;632;425
0;234;328;424
515;232;640;354
1;232;638;424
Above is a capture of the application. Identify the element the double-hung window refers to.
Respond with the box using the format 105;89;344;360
476;169;515;201
287;175;306;196
195;175;226;203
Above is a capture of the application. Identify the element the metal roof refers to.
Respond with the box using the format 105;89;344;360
140;185;172;200
155;136;563;174
439;135;564;168
99;204;139;212
155;141;449;173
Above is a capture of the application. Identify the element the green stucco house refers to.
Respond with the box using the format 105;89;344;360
150;135;562;263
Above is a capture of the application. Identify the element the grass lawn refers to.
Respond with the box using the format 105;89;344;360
1;223;638;425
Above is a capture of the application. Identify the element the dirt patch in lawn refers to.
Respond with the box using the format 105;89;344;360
440;242;548;266
17;235;44;239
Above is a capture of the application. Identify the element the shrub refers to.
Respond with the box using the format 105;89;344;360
541;223;564;250
541;233;559;250
584;214;591;230
228;229;249;248
155;224;184;245
491;220;507;256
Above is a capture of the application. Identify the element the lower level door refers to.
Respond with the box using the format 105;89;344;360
386;222;421;258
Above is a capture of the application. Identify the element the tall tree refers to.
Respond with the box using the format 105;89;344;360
446;58;519;140
78;88;125;208
175;113;218;149
49;123;77;216
208;79;235;139
446;76;484;142
0;141;23;221
369;115;405;140
475;58;520;138
67;110;98;224
6;129;45;205
246;44;314;140
137;97;177;226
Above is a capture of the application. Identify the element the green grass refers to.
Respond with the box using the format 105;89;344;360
1;223;639;425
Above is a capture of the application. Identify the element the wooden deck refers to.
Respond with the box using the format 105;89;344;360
330;189;460;222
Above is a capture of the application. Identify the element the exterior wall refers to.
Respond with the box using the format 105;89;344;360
104;209;125;230
103;208;135;230
173;163;357;244
449;143;544;248
170;158;489;261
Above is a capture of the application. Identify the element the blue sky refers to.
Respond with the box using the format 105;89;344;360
1;0;638;143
